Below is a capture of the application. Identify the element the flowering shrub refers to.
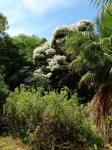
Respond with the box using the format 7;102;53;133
4;84;102;149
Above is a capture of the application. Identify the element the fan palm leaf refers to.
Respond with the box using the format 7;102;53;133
79;71;97;87
66;28;112;89
89;0;112;9
94;4;112;38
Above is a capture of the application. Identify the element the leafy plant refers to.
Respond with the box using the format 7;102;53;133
4;84;102;149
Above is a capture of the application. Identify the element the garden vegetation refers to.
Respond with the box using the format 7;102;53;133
0;1;112;149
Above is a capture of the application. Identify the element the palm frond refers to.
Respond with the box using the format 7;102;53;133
78;68;108;88
70;56;84;72
89;0;112;9
94;3;112;38
78;71;96;87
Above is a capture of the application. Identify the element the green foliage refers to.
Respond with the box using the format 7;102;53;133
0;35;33;90
24;74;51;91
12;34;47;62
94;5;112;38
79;71;97;87
103;6;112;27
0;73;8;115
0;35;26;73
89;0;112;9
66;29;112;89
1;34;48;90
4;85;102;149
0;12;9;35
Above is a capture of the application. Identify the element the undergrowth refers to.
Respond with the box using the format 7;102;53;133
3;84;102;150
0;136;31;150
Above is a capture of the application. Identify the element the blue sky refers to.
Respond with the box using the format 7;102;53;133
0;0;98;41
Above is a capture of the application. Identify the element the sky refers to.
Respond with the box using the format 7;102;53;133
0;0;98;41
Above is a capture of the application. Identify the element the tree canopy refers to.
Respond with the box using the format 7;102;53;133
0;12;9;35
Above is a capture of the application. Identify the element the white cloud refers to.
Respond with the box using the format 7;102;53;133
21;0;78;14
0;0;29;25
0;0;79;24
8;6;27;24
7;28;30;37
0;0;83;39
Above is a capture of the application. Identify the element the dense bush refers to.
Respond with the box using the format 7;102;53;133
4;84;102;149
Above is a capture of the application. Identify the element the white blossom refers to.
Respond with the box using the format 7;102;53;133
44;72;52;78
34;53;45;59
46;48;56;56
33;41;51;60
47;58;51;62
34;68;43;74
51;25;69;47
43;41;51;48
46;55;67;71
53;55;66;63
52;25;69;37
50;20;93;47
69;20;93;31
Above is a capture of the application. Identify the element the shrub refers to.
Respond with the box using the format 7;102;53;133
4;85;102;149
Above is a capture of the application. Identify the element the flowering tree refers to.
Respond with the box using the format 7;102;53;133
33;20;93;91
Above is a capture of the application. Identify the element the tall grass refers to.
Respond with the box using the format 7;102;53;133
4;84;102;149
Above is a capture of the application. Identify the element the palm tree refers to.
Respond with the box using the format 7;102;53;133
66;30;112;90
66;3;112;137
66;2;112;88
66;29;112;140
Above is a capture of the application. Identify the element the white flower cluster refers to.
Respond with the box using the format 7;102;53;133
34;68;52;78
52;55;66;63
44;72;52;78
43;41;51;48
34;53;45;59
47;55;67;71
34;68;45;76
51;25;69;47
51;20;93;47
69;20;93;31
46;48;56;56
33;41;51;60
34;68;43;74
52;25;69;37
